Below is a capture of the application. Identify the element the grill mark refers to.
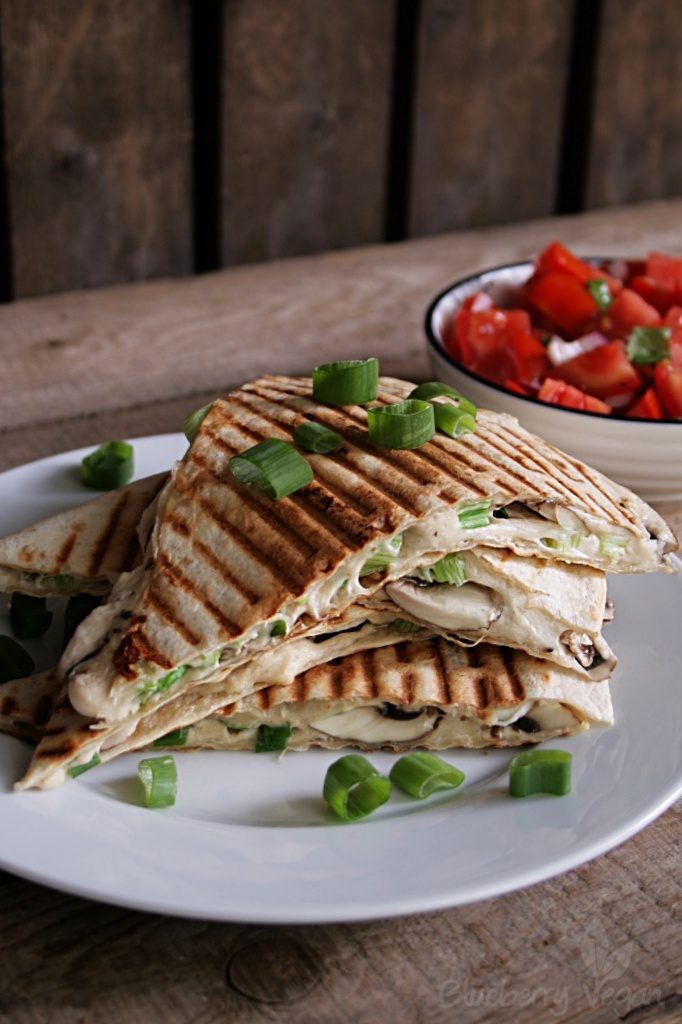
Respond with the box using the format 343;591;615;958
359;647;377;700
146;586;202;647
330;664;345;699
432;638;452;706
114;623;175;678
0;695;17;717
39;741;78;759
87;491;130;575
402;670;416;707
166;514;261;605
155;554;240;637
34;694;54;727
500;648;525;701
257;686;274;712
290;674;305;703
290;482;380;546
474;674;489;710
55;528;79;571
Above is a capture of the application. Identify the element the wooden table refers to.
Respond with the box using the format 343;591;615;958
0;200;680;1024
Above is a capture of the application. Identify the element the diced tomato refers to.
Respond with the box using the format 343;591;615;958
663;306;682;365
625;387;664;420
556;340;642;399
654;361;682;418
536;242;621;291
451;306;531;384
509;330;550;389
629;275;676;316
525;272;600;338
646;252;682;298
537;378;612;415
503;378;532;396
461;291;494;313
605;287;661;337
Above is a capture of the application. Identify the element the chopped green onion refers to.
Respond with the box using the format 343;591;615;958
255;723;292;753
429;553;468;586
312;358;379;405
432;403;477;439
367;400;435;450
540;531;582;553
599;534;629;559
270;619;287;637
360;535;403;577
586;279;613;312
0;636;35;683
230;439;313;500
137;755;178;808
323;754;391;821
68;752;101;779
63;594;101;649
492;507;510;519
392;618;422;634
153;727;189;748
508;749;572;797
293;421;343;453
10;593;52;639
184;403;213;442
390;752;465;799
626;326;671;365
138;665;189;705
457;500;492;530
51;574;78;593
408;382;477;418
195;649;221;670
81;441;134;491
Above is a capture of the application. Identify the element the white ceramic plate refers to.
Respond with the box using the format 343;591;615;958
0;436;680;923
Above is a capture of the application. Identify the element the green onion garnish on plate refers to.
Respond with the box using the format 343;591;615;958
367;400;435;450
81;441;134;491
10;593;52;639
508;749;572;797
293;421;343;453
457;500;492;530
312;358;379;405
432;403;476;439
230;439;313;500
137;755;178;808
0;635;35;683
626;326;670;365
184;403;213;442
323;754;391;821
390;752;465;799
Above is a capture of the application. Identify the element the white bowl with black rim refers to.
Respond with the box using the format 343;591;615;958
424;260;682;503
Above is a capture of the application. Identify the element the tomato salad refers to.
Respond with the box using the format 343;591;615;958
443;242;682;420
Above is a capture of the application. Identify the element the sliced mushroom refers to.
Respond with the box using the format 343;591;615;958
525;702;580;732
562;631;616;681
312;705;439;743
385;580;500;633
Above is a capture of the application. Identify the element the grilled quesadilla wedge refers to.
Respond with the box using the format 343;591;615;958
63;375;674;726
0;473;167;597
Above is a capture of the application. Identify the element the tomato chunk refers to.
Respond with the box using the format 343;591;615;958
625;387;664;420
451;306;531;384
556;340;641;399
663;306;682;365
630;275;676;316
646;253;682;297
537;378;612;414
525;272;599;338
654;361;682;418
606;288;661;337
537;242;621;290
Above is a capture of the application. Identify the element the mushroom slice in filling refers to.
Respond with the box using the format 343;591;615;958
312;705;440;743
385;580;500;633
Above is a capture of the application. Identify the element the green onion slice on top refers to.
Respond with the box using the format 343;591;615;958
367;400;435;450
312;358;379;406
10;593;53;640
184;403;213;442
255;723;292;753
0;635;35;683
153;727;189;748
137;755;178;807
408;381;477;418
457;500;492;530
81;441;134;491
293;421;343;454
429;553;467;585
323;754;392;821
432;403;476;439
508;749;572;798
390;752;465;799
586;279;613;312
230;439;313;500
67;753;101;779
626;326;671;365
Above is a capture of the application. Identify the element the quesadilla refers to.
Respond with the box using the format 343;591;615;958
5;637;613;791
61;376;673;729
0;473;167;597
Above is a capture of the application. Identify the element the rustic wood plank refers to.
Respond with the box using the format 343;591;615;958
0;0;193;298
0;197;681;456
586;0;682;208
0;805;678;1022
219;0;394;265
409;0;574;236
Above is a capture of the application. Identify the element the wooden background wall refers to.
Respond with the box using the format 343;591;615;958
0;0;680;302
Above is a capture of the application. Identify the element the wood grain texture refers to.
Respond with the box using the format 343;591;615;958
219;0;394;265
409;0;574;236
586;0;682;208
0;0;192;298
0;804;678;1023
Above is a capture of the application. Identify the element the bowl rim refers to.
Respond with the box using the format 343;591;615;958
424;258;681;428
